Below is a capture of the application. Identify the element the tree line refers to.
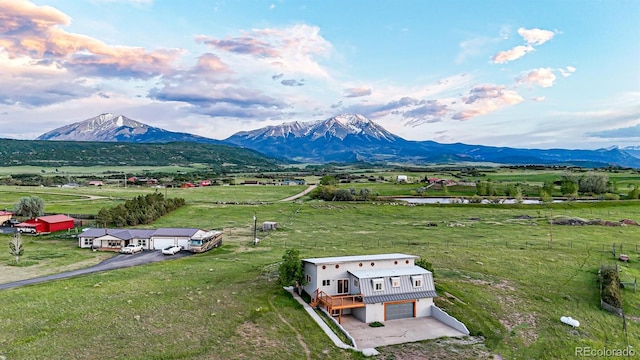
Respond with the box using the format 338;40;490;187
96;193;185;227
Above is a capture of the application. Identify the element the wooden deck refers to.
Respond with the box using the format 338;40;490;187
310;290;365;323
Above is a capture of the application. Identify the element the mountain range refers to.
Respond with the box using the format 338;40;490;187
34;113;640;168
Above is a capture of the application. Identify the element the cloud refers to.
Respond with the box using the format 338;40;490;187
403;100;450;126
588;124;640;138
272;73;284;80
195;35;280;57
491;45;534;64
343;87;372;98
281;79;304;86
491;27;555;64
342;96;422;119
517;68;556;88
453;85;524;120
330;101;343;109
531;96;546;102
518;27;555;45
559;66;576;77
195;24;334;78
0;0;183;79
194;53;230;74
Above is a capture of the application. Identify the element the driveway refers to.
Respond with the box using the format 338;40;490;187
280;185;317;201
0;250;193;290
340;315;467;349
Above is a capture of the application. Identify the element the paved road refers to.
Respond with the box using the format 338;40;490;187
0;250;193;290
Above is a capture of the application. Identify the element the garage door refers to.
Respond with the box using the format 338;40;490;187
385;302;414;321
153;238;175;250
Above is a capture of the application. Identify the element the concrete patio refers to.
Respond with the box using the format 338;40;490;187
339;315;467;349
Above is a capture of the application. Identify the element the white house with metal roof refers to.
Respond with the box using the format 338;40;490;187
303;254;467;331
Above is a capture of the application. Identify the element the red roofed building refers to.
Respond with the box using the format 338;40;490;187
16;214;75;234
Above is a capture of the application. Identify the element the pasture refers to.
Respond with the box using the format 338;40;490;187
0;179;639;359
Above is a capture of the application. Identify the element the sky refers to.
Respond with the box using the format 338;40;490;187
0;0;639;150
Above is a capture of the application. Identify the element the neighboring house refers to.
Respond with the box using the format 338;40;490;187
78;227;221;251
281;179;306;186
303;253;465;329
15;214;75;234
88;180;104;186
396;175;408;183
181;182;195;188
199;180;212;187
243;180;260;185
0;211;14;224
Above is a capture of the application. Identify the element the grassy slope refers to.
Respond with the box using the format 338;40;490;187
0;188;638;359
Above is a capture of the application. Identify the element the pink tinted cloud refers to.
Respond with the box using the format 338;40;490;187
195;25;333;78
195;53;231;73
195;35;280;57
343;87;372;98
518;27;555;45
517;68;557;88
453;85;524;120
0;0;182;78
491;45;534;64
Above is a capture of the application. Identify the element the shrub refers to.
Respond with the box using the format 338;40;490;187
600;267;622;308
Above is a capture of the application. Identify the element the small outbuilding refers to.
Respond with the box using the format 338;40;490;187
262;221;278;231
397;175;408;183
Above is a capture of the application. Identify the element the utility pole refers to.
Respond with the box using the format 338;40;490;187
253;212;258;245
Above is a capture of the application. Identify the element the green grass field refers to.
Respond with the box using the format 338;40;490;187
0;184;639;359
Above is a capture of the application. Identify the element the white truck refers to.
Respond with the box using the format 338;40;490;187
119;243;144;254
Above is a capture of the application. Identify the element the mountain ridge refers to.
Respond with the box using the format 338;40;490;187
34;113;640;168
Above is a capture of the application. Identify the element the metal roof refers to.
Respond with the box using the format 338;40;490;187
351;266;437;301
21;214;75;224
78;228;155;240
365;291;438;304
152;228;199;237
348;266;431;279
303;253;418;265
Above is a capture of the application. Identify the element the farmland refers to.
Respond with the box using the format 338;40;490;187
0;169;639;359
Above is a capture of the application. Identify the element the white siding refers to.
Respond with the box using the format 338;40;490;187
365;303;385;323
416;298;433;317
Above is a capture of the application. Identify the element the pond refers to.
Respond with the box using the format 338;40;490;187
395;197;566;204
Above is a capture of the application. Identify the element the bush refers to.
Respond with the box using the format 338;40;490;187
600;267;622;308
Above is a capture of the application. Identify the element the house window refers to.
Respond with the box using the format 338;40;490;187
306;274;311;283
83;238;92;246
353;279;359;287
391;277;401;288
412;275;424;288
108;240;120;247
138;239;147;247
337;279;349;294
322;279;331;286
372;278;384;292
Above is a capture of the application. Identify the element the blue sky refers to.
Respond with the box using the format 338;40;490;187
0;0;638;149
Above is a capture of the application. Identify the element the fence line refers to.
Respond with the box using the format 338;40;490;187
268;237;640;254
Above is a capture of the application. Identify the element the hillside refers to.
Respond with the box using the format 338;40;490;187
0;139;285;170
